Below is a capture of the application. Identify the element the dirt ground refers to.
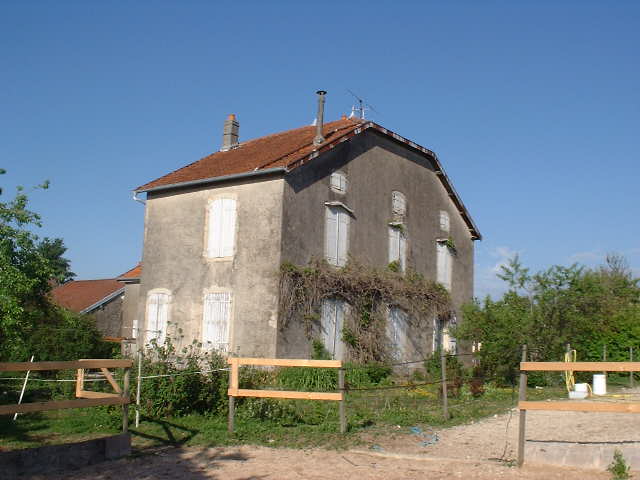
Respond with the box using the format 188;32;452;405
33;400;640;480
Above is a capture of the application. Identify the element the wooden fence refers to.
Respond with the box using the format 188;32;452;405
227;357;346;433
517;347;640;466
0;359;133;432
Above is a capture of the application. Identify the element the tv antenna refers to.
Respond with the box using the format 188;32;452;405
346;89;379;120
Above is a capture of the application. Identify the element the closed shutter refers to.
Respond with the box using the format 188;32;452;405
387;308;408;360
399;232;407;272
389;227;406;271
337;209;349;267
320;299;346;359
436;243;452;290
146;293;169;344
325;207;338;265
202;292;231;352
392;191;406;215
208;199;236;258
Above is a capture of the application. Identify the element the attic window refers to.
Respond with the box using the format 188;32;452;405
392;191;406;215
440;210;450;232
330;171;347;194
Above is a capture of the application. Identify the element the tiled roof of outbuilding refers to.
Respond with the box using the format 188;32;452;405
51;279;124;313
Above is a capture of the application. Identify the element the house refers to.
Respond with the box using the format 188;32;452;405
51;278;125;339
131;92;481;360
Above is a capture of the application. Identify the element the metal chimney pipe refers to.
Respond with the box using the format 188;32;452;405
313;90;327;146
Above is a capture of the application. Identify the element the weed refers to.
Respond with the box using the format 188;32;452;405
608;449;632;480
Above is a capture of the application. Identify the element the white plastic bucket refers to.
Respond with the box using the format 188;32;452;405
593;374;607;395
575;383;589;393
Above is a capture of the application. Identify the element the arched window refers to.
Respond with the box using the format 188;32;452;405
146;291;170;345
207;198;237;258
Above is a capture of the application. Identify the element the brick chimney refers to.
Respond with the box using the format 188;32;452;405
221;114;239;151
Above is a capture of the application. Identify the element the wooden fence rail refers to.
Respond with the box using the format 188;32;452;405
517;351;640;467
227;357;346;434
0;359;132;433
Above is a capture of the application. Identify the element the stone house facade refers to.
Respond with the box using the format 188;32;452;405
132;99;481;360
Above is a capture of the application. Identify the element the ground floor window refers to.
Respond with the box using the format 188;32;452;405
202;291;232;352
320;298;347;359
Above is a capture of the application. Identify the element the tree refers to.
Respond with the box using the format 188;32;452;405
455;255;640;385
37;237;75;284
0;170;108;361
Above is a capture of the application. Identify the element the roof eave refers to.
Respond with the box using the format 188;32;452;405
79;287;125;314
135;166;289;194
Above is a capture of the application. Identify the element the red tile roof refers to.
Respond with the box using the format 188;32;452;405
117;263;142;280
134;117;481;240
51;279;124;313
135;118;364;192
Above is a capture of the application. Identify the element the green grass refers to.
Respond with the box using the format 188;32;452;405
0;384;564;452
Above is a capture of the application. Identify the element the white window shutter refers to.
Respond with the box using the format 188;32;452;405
146;293;169;344
437;243;452;290
157;294;168;344
392;191;406;215
334;301;345;361
132;319;138;339
208;199;223;257
320;300;334;354
146;294;158;344
330;173;341;190
337;210;349;267
399;232;407;272
203;292;231;352
389;227;400;263
221;199;237;257
325;207;338;265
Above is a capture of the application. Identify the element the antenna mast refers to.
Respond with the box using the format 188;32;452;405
347;89;378;120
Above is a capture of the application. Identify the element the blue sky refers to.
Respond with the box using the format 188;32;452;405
2;1;638;298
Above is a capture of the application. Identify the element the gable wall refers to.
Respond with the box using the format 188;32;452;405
138;177;285;357
279;130;475;357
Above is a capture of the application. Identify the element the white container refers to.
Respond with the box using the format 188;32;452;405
569;391;588;400
593;374;607;395
575;383;589;393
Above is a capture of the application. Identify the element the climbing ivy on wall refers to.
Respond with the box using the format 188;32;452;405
279;259;451;362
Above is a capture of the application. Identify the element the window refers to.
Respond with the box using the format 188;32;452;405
146;292;170;345
330;171;347;193
388;226;407;272
320;298;346;359
387;307;409;360
392;191;406;215
202;292;232;352
440;210;450;232
432;316;457;353
132;319;138;339
207;198;237;258
436;241;453;291
325;206;349;267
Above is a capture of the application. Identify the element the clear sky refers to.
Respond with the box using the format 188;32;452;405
2;1;638;298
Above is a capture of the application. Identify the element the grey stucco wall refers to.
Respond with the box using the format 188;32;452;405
120;282;140;340
138;176;284;357
90;295;124;338
278;130;475;358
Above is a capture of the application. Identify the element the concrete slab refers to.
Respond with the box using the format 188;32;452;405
526;440;640;470
0;433;131;479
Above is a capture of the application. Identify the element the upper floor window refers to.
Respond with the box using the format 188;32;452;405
146;291;170;345
392;191;406;216
321;298;347;360
202;291;232;353
436;241;453;291
207;198;237;258
388;225;407;272
325;206;349;267
440;210;450;232
330;171;347;193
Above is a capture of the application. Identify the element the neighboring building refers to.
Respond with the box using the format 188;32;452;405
132;93;481;360
116;263;142;342
51;278;125;338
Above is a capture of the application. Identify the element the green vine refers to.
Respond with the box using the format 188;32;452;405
279;259;451;362
444;236;457;253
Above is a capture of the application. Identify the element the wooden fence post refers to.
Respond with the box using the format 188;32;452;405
440;348;449;421
338;367;346;433
122;366;130;433
228;358;238;433
517;344;528;467
631;347;635;388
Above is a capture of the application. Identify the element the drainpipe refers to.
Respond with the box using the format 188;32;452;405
313;90;327;146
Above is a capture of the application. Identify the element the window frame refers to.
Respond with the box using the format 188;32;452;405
325;205;350;267
330;171;348;194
